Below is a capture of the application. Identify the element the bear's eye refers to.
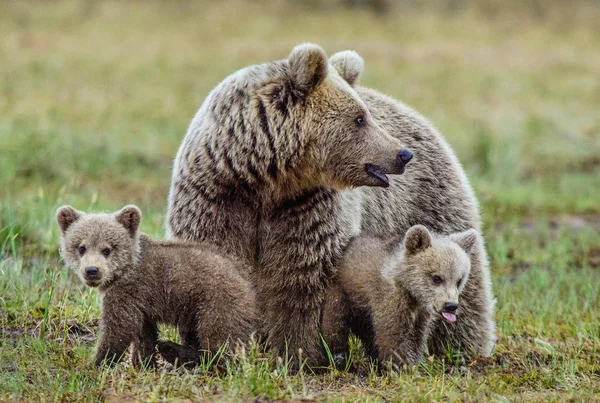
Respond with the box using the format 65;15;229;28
457;279;462;287
78;246;86;255
102;248;111;257
355;116;366;126
432;275;443;284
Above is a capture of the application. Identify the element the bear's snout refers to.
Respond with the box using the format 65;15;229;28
397;149;413;164
395;148;413;174
443;302;459;313
84;266;101;280
362;148;413;188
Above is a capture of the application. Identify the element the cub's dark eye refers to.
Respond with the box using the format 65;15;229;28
432;275;443;284
457;279;462;287
355;116;366;126
102;248;111;257
78;246;86;255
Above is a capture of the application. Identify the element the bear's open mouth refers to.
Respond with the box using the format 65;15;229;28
365;164;390;187
440;311;457;323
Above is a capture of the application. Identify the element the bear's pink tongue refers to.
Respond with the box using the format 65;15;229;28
441;312;457;322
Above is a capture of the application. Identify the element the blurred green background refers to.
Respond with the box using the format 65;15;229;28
1;0;599;253
1;1;599;400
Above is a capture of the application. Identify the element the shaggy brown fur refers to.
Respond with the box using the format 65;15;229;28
167;44;412;366
323;226;477;369
328;51;496;358
167;43;495;365
56;205;256;367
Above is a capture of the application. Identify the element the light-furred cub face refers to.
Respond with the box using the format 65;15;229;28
389;225;478;323
194;43;412;195
56;205;141;291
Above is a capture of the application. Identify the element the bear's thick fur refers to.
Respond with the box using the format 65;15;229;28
167;44;495;365
322;226;478;369
57;205;256;367
167;44;411;365
329;50;496;358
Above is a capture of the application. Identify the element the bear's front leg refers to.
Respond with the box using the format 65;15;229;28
95;295;145;367
368;295;426;370
257;188;351;370
373;310;430;370
130;319;159;369
320;281;351;362
257;270;329;369
94;321;134;367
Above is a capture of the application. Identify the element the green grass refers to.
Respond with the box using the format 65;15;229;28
1;1;600;401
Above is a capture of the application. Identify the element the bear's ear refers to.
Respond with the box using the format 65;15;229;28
404;225;432;255
288;43;328;96
329;50;364;87
450;229;479;255
56;205;83;234
114;205;142;238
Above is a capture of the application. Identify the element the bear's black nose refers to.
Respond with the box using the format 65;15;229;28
397;148;413;164
443;302;459;313
85;266;100;277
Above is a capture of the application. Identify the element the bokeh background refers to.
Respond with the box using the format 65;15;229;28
1;1;599;400
2;0;599;249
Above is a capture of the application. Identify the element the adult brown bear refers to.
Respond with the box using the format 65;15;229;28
167;44;494;366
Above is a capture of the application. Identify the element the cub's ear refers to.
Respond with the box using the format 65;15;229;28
450;229;479;255
329;50;364;86
288;43;328;96
404;225;432;255
56;205;83;234
114;205;142;237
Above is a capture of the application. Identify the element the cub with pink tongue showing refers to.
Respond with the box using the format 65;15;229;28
322;225;478;369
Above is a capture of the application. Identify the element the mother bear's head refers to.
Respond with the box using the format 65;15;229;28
176;43;412;201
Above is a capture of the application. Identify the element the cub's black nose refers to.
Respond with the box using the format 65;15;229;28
397;148;413;164
443;302;459;313
85;266;99;277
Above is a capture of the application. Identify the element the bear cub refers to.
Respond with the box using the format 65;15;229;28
56;204;256;367
324;225;478;369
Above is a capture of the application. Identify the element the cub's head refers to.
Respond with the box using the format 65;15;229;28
196;43;412;198
392;225;478;323
56;205;142;291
